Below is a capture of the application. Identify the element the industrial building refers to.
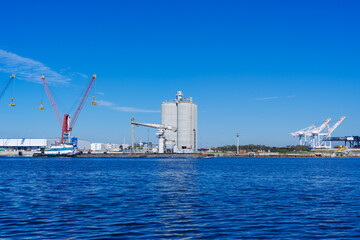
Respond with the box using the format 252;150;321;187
323;136;360;148
90;143;120;152
162;91;197;153
131;91;198;153
0;138;91;151
0;139;47;151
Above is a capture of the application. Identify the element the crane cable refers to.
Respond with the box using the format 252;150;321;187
9;74;15;107
69;85;84;114
39;80;44;110
91;77;97;105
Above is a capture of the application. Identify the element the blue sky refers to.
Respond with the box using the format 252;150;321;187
0;0;359;147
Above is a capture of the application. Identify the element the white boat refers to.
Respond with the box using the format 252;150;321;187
44;143;78;156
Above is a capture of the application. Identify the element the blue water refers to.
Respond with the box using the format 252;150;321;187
0;157;360;239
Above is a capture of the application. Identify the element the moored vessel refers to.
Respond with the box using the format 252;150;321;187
43;142;78;156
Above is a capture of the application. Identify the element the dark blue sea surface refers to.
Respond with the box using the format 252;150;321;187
0;157;360;239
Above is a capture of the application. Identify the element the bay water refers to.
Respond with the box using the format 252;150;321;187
0;157;359;239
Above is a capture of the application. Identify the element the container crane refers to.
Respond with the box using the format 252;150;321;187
291;116;346;149
131;117;177;153
319;116;346;148
309;118;331;148
290;125;314;145
0;74;16;106
41;74;97;143
325;116;346;135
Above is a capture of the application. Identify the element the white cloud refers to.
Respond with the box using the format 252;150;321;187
0;49;70;84
112;106;160;113
97;100;115;107
71;72;88;79
254;95;297;101
254;96;279;101
98;100;159;113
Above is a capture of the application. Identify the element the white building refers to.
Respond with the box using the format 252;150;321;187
0;139;47;151
91;143;120;152
90;143;105;152
105;143;120;151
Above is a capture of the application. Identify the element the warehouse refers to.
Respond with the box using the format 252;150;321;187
0;138;91;151
0;139;47;151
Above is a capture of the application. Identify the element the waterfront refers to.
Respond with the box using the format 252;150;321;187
0;157;359;239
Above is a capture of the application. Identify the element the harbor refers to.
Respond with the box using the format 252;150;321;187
1;1;360;239
0;88;356;157
3;148;360;158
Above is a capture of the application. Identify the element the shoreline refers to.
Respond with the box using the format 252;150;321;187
1;151;360;158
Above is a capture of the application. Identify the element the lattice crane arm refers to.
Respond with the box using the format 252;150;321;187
70;74;96;130
41;76;62;127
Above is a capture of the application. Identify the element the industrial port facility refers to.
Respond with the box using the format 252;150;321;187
1;74;98;156
0;73;358;157
1;74;199;156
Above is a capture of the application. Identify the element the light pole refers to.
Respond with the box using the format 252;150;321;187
236;133;241;155
147;128;149;153
131;117;135;152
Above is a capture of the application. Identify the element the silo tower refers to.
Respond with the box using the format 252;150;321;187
161;91;198;153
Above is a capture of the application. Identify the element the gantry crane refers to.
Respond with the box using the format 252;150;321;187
326;116;346;135
290;125;314;145
131;117;177;153
319;116;346;148
291;116;346;149
0;74;16;106
309;118;331;148
41;74;97;143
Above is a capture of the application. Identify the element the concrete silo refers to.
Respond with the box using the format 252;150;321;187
161;91;197;153
161;101;177;151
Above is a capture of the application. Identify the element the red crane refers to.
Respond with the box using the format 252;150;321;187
41;74;96;143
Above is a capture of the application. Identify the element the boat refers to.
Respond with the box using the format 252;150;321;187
43;142;78;156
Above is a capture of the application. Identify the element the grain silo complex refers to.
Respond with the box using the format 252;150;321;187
162;91;198;153
131;91;197;153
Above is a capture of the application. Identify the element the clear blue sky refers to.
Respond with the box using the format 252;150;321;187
0;0;359;147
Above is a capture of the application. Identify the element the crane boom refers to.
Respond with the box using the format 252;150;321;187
131;117;177;154
70;74;96;130
0;74;15;101
327;116;346;134
131;118;177;132
312;118;331;134
290;125;314;137
41;76;62;127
